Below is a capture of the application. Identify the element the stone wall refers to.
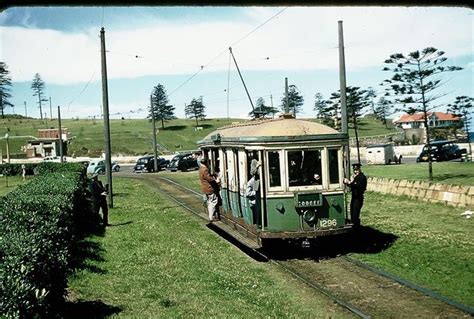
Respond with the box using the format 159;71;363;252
367;177;474;208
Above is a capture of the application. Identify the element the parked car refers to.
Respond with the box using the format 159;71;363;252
133;155;169;173
86;159;120;175
167;152;199;172
416;141;467;162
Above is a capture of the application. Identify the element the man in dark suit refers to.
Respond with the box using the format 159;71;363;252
90;173;109;227
344;163;367;228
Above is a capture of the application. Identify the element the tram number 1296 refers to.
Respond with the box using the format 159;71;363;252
319;219;337;228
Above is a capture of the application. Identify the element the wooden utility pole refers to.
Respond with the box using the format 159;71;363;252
100;27;113;207
57;105;64;163
49;96;53;120
24;101;27;117
338;21;350;180
285;77;289;114
150;94;158;172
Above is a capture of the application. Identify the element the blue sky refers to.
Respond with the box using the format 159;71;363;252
0;6;472;127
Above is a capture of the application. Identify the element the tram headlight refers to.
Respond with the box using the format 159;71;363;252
303;209;316;223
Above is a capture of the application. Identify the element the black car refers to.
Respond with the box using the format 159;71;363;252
416;141;467;162
133;155;169;173
167;153;199;172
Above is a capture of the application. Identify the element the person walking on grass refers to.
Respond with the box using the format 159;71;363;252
343;163;367;228
199;158;220;222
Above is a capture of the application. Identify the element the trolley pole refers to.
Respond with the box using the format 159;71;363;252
100;27;113;208
285;77;289;114
150;94;158;172
338;21;350;177
57;105;64;163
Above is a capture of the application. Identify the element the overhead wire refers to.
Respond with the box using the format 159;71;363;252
168;7;288;98
67;69;98;111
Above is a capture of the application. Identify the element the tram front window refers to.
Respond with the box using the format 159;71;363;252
288;150;322;187
268;151;281;187
328;149;340;184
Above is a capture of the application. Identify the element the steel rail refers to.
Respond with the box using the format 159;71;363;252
152;176;370;318
155;176;474;316
342;256;474;316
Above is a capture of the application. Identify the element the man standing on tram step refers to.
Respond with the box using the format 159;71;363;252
343;163;367;228
246;159;262;226
199;158;220;221
90;173;109;227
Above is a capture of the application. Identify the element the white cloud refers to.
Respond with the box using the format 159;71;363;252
1;6;472;85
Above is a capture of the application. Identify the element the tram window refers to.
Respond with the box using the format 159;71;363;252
246;150;259;180
288;150;322;187
328;149;340;184
268;151;281;187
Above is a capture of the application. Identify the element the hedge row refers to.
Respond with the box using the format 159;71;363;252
0;163;93;318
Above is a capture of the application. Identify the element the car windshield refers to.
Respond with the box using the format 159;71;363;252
137;158;149;164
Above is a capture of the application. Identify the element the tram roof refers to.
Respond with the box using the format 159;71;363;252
198;116;346;145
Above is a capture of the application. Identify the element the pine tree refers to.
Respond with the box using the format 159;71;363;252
149;84;175;129
249;97;278;119
0;62;13;119
185;97;206;126
31;73;48;120
381;47;462;180
280;85;304;117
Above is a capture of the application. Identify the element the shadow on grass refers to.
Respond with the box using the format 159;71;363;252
262;226;398;261
60;300;122;319
163;125;186;131
69;239;107;275
433;173;470;182
107;221;133;227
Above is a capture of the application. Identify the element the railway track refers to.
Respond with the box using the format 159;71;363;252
140;174;473;318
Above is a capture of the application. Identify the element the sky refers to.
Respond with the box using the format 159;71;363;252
0;6;472;128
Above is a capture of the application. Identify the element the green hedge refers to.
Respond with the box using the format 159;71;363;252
0;163;93;318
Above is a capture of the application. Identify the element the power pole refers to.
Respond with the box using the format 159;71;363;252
24;101;27;118
270;93;274;118
49;96;52;120
100;27;113;208
45;113;48;127
285;77;289;114
57;105;64;163
150;94;158;172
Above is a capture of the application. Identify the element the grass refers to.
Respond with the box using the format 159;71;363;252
0;115;397;157
0;175;29;196
359;192;474;307
160;171;474;307
363;162;474;186
67;176;352;318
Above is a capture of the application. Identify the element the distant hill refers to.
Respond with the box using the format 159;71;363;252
0;115;398;157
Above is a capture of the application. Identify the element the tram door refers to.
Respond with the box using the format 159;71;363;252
226;149;240;218
218;149;230;212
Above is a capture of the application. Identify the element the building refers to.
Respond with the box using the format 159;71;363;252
393;112;460;129
24;128;70;158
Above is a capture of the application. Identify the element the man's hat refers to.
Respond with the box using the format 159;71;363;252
352;163;362;169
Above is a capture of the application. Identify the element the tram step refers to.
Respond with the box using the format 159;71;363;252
211;220;261;249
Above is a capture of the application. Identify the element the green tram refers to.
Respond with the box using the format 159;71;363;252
197;115;353;248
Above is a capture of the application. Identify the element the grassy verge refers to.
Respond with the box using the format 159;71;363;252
67;176;352;318
358;192;473;306
363;162;474;186
0;175;29;196
159;171;474;307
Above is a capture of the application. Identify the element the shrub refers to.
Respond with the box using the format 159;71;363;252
0;163;92;318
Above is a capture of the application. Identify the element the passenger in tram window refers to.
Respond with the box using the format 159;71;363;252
199;158;220;221
246;159;261;226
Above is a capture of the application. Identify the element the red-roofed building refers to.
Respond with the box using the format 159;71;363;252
393;112;460;129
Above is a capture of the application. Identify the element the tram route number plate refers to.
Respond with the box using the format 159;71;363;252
319;219;337;228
